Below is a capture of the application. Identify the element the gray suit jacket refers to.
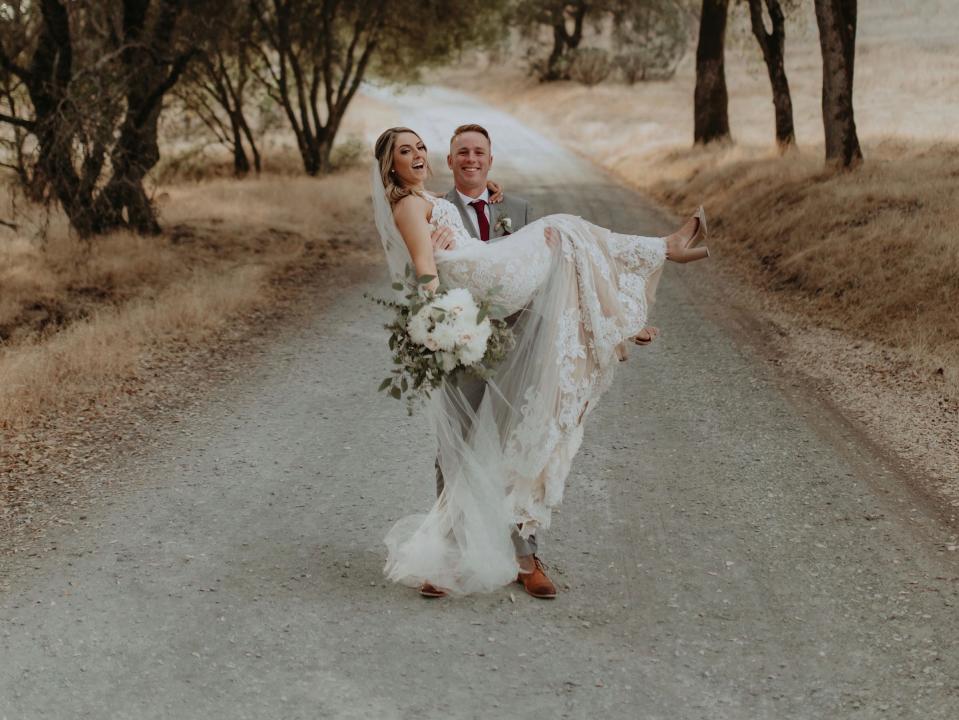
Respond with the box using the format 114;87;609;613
444;188;533;241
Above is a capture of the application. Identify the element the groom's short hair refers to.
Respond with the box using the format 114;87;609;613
451;124;491;147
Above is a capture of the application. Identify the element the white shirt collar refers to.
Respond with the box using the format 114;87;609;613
457;187;490;207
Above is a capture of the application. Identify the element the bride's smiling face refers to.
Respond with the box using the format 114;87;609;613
391;132;429;188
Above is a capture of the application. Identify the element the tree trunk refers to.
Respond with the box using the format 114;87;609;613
542;1;588;82
694;0;731;145
94;98;164;235
238;111;261;174
748;0;795;150
229;112;250;176
29;0;98;234
300;133;332;176
92;0;192;234
814;0;862;167
544;25;567;81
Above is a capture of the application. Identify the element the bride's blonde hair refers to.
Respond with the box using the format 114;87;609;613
374;127;432;206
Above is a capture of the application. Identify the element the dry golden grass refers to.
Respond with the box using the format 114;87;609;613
0;168;374;432
645;140;959;388
0;265;266;423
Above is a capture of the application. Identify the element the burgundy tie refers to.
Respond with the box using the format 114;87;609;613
469;199;490;242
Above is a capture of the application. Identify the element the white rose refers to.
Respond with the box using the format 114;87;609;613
423;335;439;351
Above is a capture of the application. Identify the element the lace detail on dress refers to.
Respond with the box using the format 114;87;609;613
421;194;551;314
424;194;479;251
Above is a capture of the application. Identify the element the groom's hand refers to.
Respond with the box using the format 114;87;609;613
430;225;456;250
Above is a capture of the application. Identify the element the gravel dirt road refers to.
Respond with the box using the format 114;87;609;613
1;87;957;719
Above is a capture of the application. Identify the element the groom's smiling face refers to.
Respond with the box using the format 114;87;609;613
448;131;493;197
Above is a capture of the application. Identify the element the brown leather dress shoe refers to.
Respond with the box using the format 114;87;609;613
419;582;448;598
515;555;557;599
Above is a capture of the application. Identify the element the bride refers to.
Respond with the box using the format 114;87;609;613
372;126;709;597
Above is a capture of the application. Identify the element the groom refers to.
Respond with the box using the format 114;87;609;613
424;123;557;600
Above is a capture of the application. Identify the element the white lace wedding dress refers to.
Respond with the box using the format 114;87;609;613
373;169;667;596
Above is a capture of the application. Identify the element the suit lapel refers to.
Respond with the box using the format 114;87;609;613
445;189;476;238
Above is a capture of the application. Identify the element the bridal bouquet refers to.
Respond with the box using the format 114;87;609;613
366;267;514;414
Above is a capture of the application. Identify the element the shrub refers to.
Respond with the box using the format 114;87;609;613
330;136;367;171
568;47;613;87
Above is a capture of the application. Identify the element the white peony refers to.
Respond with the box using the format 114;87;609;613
407;288;491;366
434;287;473;309
457;341;485;365
449;309;474;335
431;321;458;351
433;288;477;320
437;350;458;372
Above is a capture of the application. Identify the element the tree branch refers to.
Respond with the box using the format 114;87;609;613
133;48;197;128
0;112;35;130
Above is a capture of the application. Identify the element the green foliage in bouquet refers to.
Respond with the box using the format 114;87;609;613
364;265;515;414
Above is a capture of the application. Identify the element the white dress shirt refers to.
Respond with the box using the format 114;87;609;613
457;188;491;239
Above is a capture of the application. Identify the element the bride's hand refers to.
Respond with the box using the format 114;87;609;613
487;180;504;203
430;225;456;251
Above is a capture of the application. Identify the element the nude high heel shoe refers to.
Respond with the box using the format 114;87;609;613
666;206;710;264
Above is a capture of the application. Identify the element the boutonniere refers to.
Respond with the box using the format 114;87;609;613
495;216;512;234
